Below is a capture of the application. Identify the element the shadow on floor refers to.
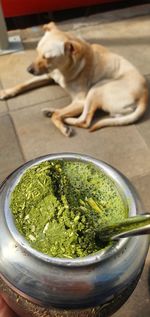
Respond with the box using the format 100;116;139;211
87;35;150;46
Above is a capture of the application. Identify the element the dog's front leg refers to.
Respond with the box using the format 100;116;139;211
51;101;84;137
0;74;55;100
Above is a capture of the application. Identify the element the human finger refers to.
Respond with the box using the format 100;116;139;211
0;296;17;317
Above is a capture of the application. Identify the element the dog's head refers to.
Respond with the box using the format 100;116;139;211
28;22;86;76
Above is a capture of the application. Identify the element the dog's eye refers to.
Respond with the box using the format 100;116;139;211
43;55;47;60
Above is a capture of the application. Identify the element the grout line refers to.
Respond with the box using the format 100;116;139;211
8;95;70;113
130;171;150;181
126;166;150;182
134;123;150;153
0;112;9;118
8;113;26;162
0;81;9;113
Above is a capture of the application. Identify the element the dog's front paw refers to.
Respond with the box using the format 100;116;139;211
42;108;55;118
0;88;15;100
64;125;73;137
0;90;9;100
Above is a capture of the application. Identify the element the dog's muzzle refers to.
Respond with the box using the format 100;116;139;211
27;63;48;76
27;64;36;75
27;64;38;76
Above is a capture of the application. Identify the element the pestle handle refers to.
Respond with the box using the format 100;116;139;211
98;213;150;241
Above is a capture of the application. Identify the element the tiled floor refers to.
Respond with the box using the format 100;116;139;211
0;4;150;316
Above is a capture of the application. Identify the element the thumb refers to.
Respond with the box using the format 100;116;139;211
0;296;17;317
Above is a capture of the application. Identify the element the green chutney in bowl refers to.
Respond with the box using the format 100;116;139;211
10;160;128;258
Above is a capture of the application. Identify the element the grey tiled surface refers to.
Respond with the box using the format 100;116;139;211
10;96;71;159
0;114;24;182
0;4;150;316
132;173;150;211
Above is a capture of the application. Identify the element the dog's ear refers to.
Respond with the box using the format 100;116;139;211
64;42;74;55
64;41;81;56
43;22;57;32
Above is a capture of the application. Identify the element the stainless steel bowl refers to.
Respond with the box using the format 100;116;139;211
0;153;149;317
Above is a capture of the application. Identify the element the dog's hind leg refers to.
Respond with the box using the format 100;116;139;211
65;89;99;128
89;83;148;132
66;101;98;128
0;74;54;100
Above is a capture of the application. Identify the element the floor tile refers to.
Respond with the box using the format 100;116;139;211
0;115;24;183
11;101;150;179
0;82;8;115
131;173;150;212
8;85;67;111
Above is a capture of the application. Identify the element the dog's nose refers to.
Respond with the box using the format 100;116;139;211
27;64;35;75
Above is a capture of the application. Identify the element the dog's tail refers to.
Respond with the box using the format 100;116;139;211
90;87;149;132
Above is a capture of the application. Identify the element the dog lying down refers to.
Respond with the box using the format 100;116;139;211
0;22;148;136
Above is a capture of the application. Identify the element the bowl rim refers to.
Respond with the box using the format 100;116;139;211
4;152;137;267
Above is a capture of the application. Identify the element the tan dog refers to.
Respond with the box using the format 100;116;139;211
0;22;148;136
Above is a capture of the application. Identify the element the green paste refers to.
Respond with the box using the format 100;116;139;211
10;160;128;258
